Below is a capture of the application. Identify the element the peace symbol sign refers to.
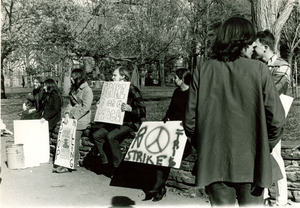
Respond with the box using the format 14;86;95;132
145;126;170;154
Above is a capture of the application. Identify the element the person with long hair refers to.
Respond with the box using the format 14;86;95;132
53;68;93;173
183;17;286;207
141;68;192;202
40;78;62;133
21;77;44;119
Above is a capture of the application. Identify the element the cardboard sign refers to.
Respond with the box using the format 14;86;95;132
124;121;187;169
14;120;50;167
279;94;294;118
54;119;77;169
94;81;130;125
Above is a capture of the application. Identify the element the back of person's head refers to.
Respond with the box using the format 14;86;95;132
212;16;256;62
117;66;131;82
44;78;60;94
256;29;275;51
175;68;191;85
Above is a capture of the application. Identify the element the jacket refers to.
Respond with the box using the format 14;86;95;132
65;82;93;130
184;57;285;189
42;92;62;132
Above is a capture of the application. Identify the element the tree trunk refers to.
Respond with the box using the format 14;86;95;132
159;55;165;87
251;0;297;51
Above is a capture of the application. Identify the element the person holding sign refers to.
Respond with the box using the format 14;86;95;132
254;30;291;206
141;68;191;202
92;66;146;176
53;68;93;173
184;17;286;207
40;78;62;133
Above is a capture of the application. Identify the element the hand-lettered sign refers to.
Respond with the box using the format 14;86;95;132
94;81;130;125
14;120;50;168
124;121;187;169
54;119;77;169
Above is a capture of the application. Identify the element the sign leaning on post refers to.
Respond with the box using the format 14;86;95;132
54;119;77;169
124;121;187;169
94;81;131;125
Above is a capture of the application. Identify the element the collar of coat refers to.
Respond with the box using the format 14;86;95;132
78;82;89;90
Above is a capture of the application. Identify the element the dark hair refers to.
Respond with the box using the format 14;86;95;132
256;29;275;51
212;17;256;62
175;68;191;85
116;66;131;81
44;78;60;94
43;78;62;104
70;68;86;93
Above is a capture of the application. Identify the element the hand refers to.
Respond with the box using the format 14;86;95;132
28;109;36;114
63;113;70;124
121;103;132;112
96;100;100;108
23;103;27;111
40;118;46;123
162;117;169;123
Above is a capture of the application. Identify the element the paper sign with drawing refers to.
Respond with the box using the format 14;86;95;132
54;119;77;169
124;121;187;169
94;81;130;125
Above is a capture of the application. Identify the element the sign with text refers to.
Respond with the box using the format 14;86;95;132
14;120;50;167
124;121;187;169
94;81;130;125
54;119;77;169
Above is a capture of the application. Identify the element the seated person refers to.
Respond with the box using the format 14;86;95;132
21;77;44;120
92;66;146;175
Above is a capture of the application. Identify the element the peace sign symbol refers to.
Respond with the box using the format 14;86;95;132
145;126;170;154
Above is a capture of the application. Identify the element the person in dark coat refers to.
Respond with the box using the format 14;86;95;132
183;17;286;207
141;68;191;202
40;78;62;133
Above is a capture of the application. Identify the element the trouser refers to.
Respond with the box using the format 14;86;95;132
205;182;264;207
93;124;133;168
263;140;288;205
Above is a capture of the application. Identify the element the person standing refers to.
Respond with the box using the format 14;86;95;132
255;29;291;206
183;17;286;207
53;68;93;173
40;78;62;133
142;68;191;202
92;66;146;176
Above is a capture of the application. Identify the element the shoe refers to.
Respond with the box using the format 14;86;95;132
142;192;156;201
264;198;274;207
152;185;166;202
53;166;72;173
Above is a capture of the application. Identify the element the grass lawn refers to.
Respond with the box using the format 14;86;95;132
1;86;299;142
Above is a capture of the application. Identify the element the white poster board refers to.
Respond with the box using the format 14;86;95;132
14;120;50;167
279;94;294;118
124;121;187;169
54;119;77;169
94;81;130;125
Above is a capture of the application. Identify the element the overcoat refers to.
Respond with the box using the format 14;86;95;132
184;57;285;189
65;82;93;130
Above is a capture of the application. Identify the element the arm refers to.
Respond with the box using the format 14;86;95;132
263;66;286;150
68;87;93;120
43;93;62;120
123;85;146;120
183;67;199;138
163;90;177;121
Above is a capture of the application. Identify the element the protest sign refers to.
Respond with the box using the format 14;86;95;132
279;94;294;118
14;120;50;167
124;121;187;169
54;119;77;169
94;81;130;125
